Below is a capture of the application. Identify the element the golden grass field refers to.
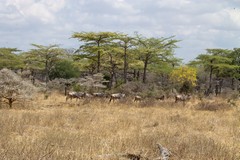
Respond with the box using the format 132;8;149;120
0;92;239;159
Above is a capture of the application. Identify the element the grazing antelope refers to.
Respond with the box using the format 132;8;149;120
134;95;142;102
66;91;78;101
156;95;165;101
66;92;85;101
92;92;106;98
84;93;93;98
175;94;191;103
109;93;125;103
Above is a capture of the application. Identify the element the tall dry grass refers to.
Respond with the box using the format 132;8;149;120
0;93;239;159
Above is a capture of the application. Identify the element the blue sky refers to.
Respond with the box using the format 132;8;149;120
1;0;240;62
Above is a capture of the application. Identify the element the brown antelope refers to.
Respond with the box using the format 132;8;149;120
134;95;142;102
66;92;85;101
109;93;125;103
92;92;106;98
84;93;93;98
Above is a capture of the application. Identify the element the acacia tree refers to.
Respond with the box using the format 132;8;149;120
72;31;118;73
228;48;240;89
22;44;65;83
136;35;179;83
115;34;136;83
0;48;23;69
102;45;123;88
190;49;237;93
0;68;36;108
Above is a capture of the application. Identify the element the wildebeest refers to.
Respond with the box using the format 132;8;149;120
156;95;165;100
134;95;142;102
92;92;106;98
175;94;191;103
109;93;125;103
84;93;93;98
66;92;85;101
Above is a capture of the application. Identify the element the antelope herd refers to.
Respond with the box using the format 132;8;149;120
66;91;192;104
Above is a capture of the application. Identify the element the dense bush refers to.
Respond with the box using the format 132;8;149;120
49;60;81;79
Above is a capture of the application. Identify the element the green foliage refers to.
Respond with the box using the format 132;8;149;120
115;34;137;83
72;31;181;86
72;31;119;73
149;61;173;74
135;34;180;83
72;84;83;92
21;44;66;83
49;60;80;79
228;48;240;79
0;48;23;69
189;49;238;78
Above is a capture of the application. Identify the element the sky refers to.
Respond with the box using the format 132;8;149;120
1;0;240;62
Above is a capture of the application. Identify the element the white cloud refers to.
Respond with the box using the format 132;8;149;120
104;0;140;14
225;8;240;27
25;3;55;23
4;0;66;23
157;0;191;9
41;0;66;12
1;0;240;62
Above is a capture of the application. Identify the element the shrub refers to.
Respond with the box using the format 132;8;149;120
170;66;197;93
49;60;81;79
0;68;37;108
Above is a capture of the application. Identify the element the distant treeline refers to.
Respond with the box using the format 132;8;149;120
1;31;240;94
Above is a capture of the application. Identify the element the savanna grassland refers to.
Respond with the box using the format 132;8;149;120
0;93;239;160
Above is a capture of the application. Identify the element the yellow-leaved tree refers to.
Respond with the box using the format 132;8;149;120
170;66;197;93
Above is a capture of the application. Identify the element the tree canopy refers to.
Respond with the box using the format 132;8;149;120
0;48;23;69
21;44;66;83
1;31;240;95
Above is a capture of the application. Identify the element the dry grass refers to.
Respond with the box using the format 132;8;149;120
0;92;239;159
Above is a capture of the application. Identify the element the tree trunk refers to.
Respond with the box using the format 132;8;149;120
209;65;213;90
219;79;223;93
109;69;117;89
133;69;140;81
143;56;149;83
97;50;100;73
108;72;113;89
143;64;147;83
97;40;101;73
46;71;49;84
108;54;117;89
30;70;35;85
137;70;140;81
133;69;136;79
8;98;14;108
206;64;213;96
109;64;115;89
45;58;49;84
